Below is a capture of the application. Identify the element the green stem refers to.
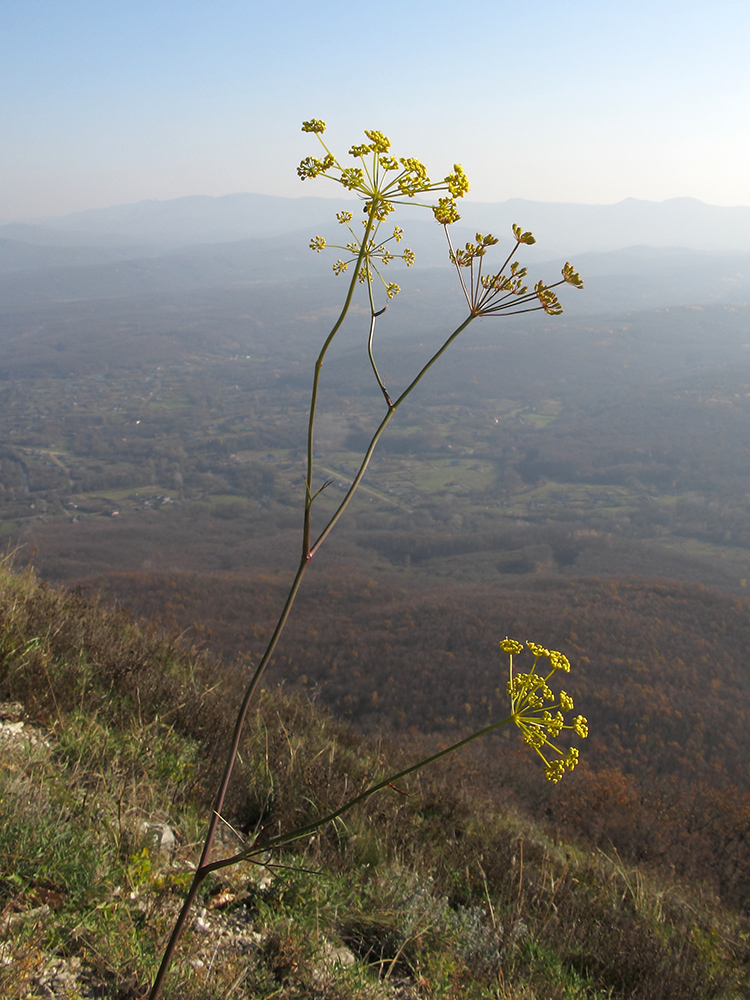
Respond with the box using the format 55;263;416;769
310;312;476;557
365;276;392;405
303;212;377;559
393;313;476;407
148;556;309;1000
204;714;515;872
149;212;378;1000
149;231;479;1000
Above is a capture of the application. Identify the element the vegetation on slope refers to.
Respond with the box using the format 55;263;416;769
1;563;749;999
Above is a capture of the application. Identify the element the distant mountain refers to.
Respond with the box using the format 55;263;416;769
2;194;750;319
0;238;161;274
5;194;346;247
455;197;750;256
0;233;748;318
5;193;750;254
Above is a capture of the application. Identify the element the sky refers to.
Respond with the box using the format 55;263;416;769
2;0;750;220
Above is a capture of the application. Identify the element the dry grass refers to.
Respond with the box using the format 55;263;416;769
1;563;748;999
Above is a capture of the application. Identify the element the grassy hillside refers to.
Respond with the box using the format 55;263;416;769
1;563;749;999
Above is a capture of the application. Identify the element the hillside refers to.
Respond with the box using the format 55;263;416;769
4;189;750;997
1;563;749;999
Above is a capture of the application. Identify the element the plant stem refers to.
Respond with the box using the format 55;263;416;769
303;212;376;559
149;231;479;1000
149;213;377;1000
203;713;515;871
365;274;392;405
310;312;475;557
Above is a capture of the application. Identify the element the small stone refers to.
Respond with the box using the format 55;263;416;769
313;940;357;982
140;821;177;854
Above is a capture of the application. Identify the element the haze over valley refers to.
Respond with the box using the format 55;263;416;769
2;193;750;753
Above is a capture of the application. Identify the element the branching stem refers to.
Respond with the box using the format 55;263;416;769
146;125;580;999
148;207;479;998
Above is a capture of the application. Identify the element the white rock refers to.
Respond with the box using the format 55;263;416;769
140;820;176;854
313;940;357;982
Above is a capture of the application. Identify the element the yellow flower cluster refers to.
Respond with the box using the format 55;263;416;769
534;281;564;316
299;120;584;318
298;121;468;220
313;212;417;298
446;226;583;318
298;119;471;302
500;638;588;783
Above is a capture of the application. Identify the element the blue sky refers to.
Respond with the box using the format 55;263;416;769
2;0;749;219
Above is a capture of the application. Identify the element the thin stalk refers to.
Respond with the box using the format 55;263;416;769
148;555;309;1000
303;211;377;559
365;275;392;405
444;227;472;310
393;313;476;407
202;714;515;872
309;406;395;558
149;212;378;1000
310;312;476;557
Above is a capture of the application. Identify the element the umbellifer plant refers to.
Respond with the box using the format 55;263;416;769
148;120;586;998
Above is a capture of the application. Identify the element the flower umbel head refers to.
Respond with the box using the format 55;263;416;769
314;217;416;300
298;120;469;218
299;119;472;305
445;227;583;318
501;637;588;783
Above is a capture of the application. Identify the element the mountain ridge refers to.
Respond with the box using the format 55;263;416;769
5;192;750;254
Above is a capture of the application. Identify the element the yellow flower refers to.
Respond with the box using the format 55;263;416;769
364;129;390;152
526;641;550;658
512;223;536;245
534;281;564;316
363;198;395;221
298;120;472;307
445;224;583;319
550;650;571;673
340;167;365;190
299;122;469;219
297;157;327;181
502;638;588;782
562;262;584;288
433;197;461;225
545;760;566;784
445;164;470;198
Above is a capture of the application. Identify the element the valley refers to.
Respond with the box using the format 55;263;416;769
4;197;750;980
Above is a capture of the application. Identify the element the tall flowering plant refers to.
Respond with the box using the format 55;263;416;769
148;123;585;998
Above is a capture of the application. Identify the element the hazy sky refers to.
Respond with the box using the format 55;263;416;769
3;0;749;220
